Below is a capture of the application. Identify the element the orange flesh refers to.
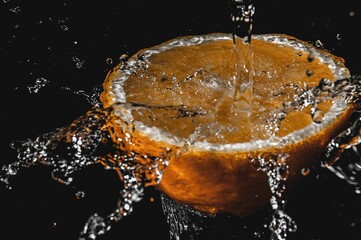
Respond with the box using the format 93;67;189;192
120;36;337;142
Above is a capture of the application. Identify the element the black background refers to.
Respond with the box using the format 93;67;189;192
1;0;361;239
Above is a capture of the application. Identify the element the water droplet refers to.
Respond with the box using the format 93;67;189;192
311;108;324;124
76;191;85;199
119;54;129;62
231;6;253;41
318;78;332;91
60;25;69;31
315;40;323;48
301;168;311;176
106;58;113;65
254;231;262;238
72;56;85;69
9;6;21;13
27;77;49;94
58;19;69;31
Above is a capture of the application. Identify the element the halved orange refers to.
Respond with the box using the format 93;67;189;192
100;33;355;217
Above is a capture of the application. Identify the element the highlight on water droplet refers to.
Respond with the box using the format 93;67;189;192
106;58;113;65
73;56;85;69
76;191;85;199
307;53;315;62
301;168;311;176
9;6;21;13
56;18;70;31
315;39;324;48
306;69;313;77
311;108;325;124
253;231;262;238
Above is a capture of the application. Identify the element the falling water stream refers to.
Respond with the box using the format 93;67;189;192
229;0;255;109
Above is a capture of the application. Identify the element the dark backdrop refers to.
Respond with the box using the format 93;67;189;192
1;0;361;239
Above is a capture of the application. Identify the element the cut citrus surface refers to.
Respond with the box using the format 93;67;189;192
100;33;355;217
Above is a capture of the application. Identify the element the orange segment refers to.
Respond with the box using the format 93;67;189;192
100;33;355;217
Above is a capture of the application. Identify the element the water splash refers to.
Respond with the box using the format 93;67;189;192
321;109;361;193
27;77;50;93
0;106;169;240
245;75;361;239
160;192;211;240
281;75;361;123
250;154;297;240
2;30;361;240
9;6;21;13
73;56;86;69
1;75;361;240
72;85;104;108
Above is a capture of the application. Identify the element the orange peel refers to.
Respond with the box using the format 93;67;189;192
100;33;355;217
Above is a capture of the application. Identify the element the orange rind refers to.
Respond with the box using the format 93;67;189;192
100;33;355;217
